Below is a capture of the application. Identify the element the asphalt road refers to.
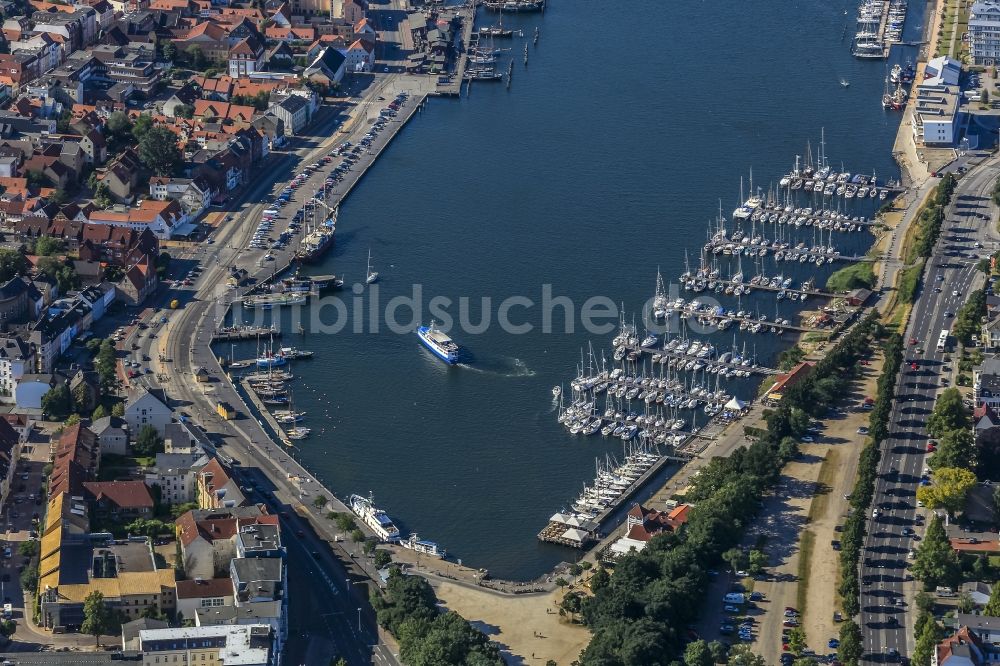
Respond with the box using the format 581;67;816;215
860;157;1000;663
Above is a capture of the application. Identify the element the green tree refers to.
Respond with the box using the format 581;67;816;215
0;249;27;281
684;639;715;666
911;514;962;589
35;256;79;293
82;590;111;646
184;44;206;70
170;502;199;519
748;549;767;576
133;425;164;457
837;620;862;666
787;627;806;655
957;590;975;613
71;381;90;415
912;611;945;666
41;383;72;419
47;189;67;206
726;645;766;666
17;540;38;558
91;404;108;420
19;562;37;593
175;103;194;119
373;549;391;568
917;467;977;516
162;40;176;61
96;339;117;390
722;547;748;573
104;111;133;152
984;582;1000;616
708;641;728;664
349;528;364;542
312;495;327;509
589;565;609;592
931;428;977;471
953;289;987;344
138;125;182;177
927;388;970;437
33;235;63;256
334;514;356;532
93;181;113;208
131;113;153;141
111;401;125;418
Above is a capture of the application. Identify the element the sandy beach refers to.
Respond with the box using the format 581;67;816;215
430;579;591;665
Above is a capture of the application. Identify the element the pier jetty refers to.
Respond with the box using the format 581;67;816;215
212;326;282;342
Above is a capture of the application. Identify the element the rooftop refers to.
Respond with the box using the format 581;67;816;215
139;624;272;666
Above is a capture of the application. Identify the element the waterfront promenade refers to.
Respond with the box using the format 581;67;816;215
119;71;446;666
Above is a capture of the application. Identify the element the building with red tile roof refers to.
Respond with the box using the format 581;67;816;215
83;480;155;519
765;361;816;402
936;625;987;665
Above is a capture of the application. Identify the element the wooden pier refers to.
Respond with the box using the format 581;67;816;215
703;242;850;264
618;344;777;375
663;308;820;334
753;206;877;229
536;450;690;548
212;327;282;342
706;277;837;300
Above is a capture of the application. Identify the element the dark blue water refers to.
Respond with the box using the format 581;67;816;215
226;0;923;579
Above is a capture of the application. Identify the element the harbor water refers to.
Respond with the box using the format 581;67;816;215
225;0;923;579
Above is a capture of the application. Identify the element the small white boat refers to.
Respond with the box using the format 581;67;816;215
365;248;379;284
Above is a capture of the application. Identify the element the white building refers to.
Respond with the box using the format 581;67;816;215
975;357;1000;410
339;39;374;73
971;0;1000;65
138;624;274;666
0;336;32;404
146;451;207;505
924;55;962;87
912;84;962;146
91;416;129;456
125;387;172;436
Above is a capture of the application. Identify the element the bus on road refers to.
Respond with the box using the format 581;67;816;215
937;329;950;353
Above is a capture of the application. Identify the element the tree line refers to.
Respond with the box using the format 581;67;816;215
371;568;503;666
834;329;901;666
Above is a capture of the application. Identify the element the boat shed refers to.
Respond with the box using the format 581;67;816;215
765;361;816;403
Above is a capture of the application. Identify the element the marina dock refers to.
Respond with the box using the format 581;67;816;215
536;450;689;548
616;345;777;375
659;306;821;334
239;378;294;447
704;277;838;300
852;0;907;59
752;205;879;229
212;326;282;342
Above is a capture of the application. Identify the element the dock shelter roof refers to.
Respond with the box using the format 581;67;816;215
549;512;571;524
561;528;589;543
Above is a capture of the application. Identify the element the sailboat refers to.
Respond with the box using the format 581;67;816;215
365;249;379;284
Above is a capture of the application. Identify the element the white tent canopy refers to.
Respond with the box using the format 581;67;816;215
561;528;589;543
725;397;747;411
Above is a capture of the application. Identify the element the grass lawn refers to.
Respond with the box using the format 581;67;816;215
97;454;156;481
